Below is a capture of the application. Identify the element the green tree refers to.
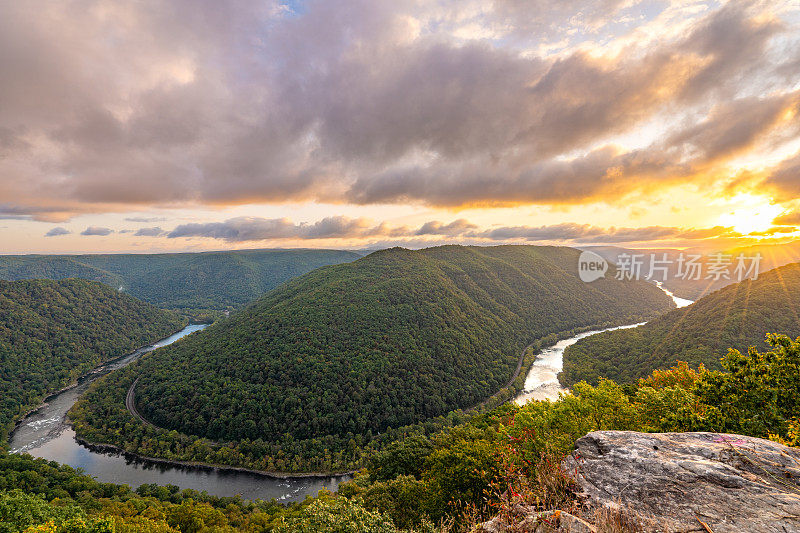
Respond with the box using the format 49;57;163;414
272;497;403;533
695;333;800;438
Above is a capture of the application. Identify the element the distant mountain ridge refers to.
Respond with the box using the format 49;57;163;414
581;240;800;301
561;262;800;385
0;249;361;311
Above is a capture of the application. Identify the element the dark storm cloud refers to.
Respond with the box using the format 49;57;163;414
0;0;796;217
44;227;70;237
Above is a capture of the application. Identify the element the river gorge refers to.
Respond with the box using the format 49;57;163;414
9;325;349;502
9;284;691;502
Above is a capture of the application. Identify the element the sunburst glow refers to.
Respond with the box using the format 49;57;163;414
717;196;784;235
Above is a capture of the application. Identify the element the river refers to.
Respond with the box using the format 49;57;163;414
9;325;349;502
515;284;694;405
10;283;691;500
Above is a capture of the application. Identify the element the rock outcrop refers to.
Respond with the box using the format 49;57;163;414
475;431;800;532
565;431;800;532
477;508;598;532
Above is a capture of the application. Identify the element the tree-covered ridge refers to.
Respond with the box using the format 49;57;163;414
0;279;186;442
0;249;361;311
561;262;800;385
78;245;671;469
12;335;800;532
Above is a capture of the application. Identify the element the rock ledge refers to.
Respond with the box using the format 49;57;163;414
564;431;800;532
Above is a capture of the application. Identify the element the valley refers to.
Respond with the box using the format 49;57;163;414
9;325;348;502
1;245;796;532
0;278;186;442
561;261;800;385
67;245;673;474
3;3;797;529
0;249;361;316
4;259;688;503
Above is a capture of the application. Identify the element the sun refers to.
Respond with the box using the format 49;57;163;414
717;195;784;235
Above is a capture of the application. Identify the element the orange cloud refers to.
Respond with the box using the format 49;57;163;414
0;0;795;224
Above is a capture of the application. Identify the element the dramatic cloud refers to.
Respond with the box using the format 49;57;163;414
167;216;396;242
80;226;113;236
0;0;796;219
134;226;166;237
665;92;800;163
44;227;70;237
163;215;736;246
762;150;800;201
415;219;478;236
773;209;800;226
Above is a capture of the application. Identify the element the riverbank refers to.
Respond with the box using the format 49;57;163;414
9;324;353;502
74;436;356;480
5;325;192;447
514;322;646;405
472;317;655;412
514;282;695;404
82;315;666;479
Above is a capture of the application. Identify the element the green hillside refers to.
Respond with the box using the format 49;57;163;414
0;249;361;311
0;279;186;442
72;245;673;472
561;262;800;385
8;333;800;531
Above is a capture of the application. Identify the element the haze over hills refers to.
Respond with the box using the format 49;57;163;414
72;245;674;472
0;249;361;311
582;240;800;301
0;279;185;442
561;262;800;386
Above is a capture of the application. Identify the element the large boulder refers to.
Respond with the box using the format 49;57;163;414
564;431;800;532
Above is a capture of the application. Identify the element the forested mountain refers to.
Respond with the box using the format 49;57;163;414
0;279;185;442
14;334;800;532
0;249;361;311
73;245;673;472
561;262;800;385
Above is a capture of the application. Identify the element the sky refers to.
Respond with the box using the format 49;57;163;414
0;0;799;254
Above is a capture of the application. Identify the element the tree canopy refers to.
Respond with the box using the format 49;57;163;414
0;279;185;442
561;262;800;385
73;245;673;471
